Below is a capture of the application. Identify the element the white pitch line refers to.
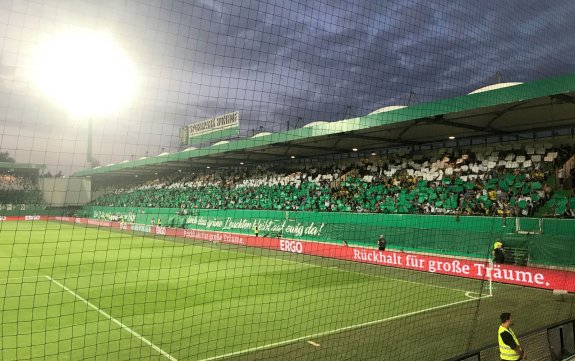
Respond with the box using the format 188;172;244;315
465;291;493;300
322;264;474;295
192;243;474;295
44;275;177;361
307;340;320;347
0;275;41;282
197;296;479;361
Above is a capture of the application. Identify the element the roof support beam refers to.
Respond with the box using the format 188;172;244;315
485;102;527;129
550;94;575;104
420;115;507;135
336;132;420;145
276;143;334;152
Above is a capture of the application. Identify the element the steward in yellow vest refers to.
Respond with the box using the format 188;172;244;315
498;312;524;360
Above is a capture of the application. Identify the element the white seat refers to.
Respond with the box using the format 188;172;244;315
547;152;558;159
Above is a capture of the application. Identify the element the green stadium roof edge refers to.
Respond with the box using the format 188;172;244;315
74;72;575;178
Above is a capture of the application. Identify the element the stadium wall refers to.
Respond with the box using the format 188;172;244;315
83;206;575;268
39;177;91;206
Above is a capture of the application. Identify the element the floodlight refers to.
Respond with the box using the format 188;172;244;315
32;30;136;117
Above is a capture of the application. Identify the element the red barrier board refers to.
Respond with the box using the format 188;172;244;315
0;215;44;221
49;217;575;292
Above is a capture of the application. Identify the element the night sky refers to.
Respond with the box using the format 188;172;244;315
1;0;574;173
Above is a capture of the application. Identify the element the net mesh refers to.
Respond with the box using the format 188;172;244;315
1;1;575;360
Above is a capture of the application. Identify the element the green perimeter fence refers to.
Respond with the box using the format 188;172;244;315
76;207;575;268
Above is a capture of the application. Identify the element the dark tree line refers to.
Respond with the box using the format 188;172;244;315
0;151;15;163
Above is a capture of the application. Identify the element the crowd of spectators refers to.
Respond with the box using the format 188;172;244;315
0;172;43;205
545;191;575;218
91;146;570;217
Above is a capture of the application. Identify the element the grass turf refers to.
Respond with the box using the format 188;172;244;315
0;221;573;360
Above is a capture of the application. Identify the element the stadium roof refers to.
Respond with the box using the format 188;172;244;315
74;73;575;180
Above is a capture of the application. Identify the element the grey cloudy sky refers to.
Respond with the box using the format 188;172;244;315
0;0;574;174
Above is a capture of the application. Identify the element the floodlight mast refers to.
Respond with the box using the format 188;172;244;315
87;118;92;164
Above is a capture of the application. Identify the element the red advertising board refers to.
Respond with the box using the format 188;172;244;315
48;217;575;293
0;215;44;221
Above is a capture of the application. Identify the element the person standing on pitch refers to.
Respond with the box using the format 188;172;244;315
498;312;525;360
493;240;505;264
377;235;386;251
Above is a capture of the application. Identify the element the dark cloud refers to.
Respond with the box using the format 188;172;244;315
0;0;574;172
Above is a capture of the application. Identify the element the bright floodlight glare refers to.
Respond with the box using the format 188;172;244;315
33;30;136;117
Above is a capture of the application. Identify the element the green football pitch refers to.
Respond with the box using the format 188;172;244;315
0;222;572;360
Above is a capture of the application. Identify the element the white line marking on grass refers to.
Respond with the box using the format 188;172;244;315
44;275;177;361
0;275;41;282
465;291;493;300
193;243;474;295
324;264;472;295
271;257;473;295
307;340;320;347
197;297;478;361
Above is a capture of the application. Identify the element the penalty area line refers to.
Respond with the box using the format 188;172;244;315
197;297;476;361
44;275;177;361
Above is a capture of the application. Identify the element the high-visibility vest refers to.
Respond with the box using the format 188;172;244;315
498;325;521;360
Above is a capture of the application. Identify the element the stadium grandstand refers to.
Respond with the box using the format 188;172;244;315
0;161;45;210
2;1;575;361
